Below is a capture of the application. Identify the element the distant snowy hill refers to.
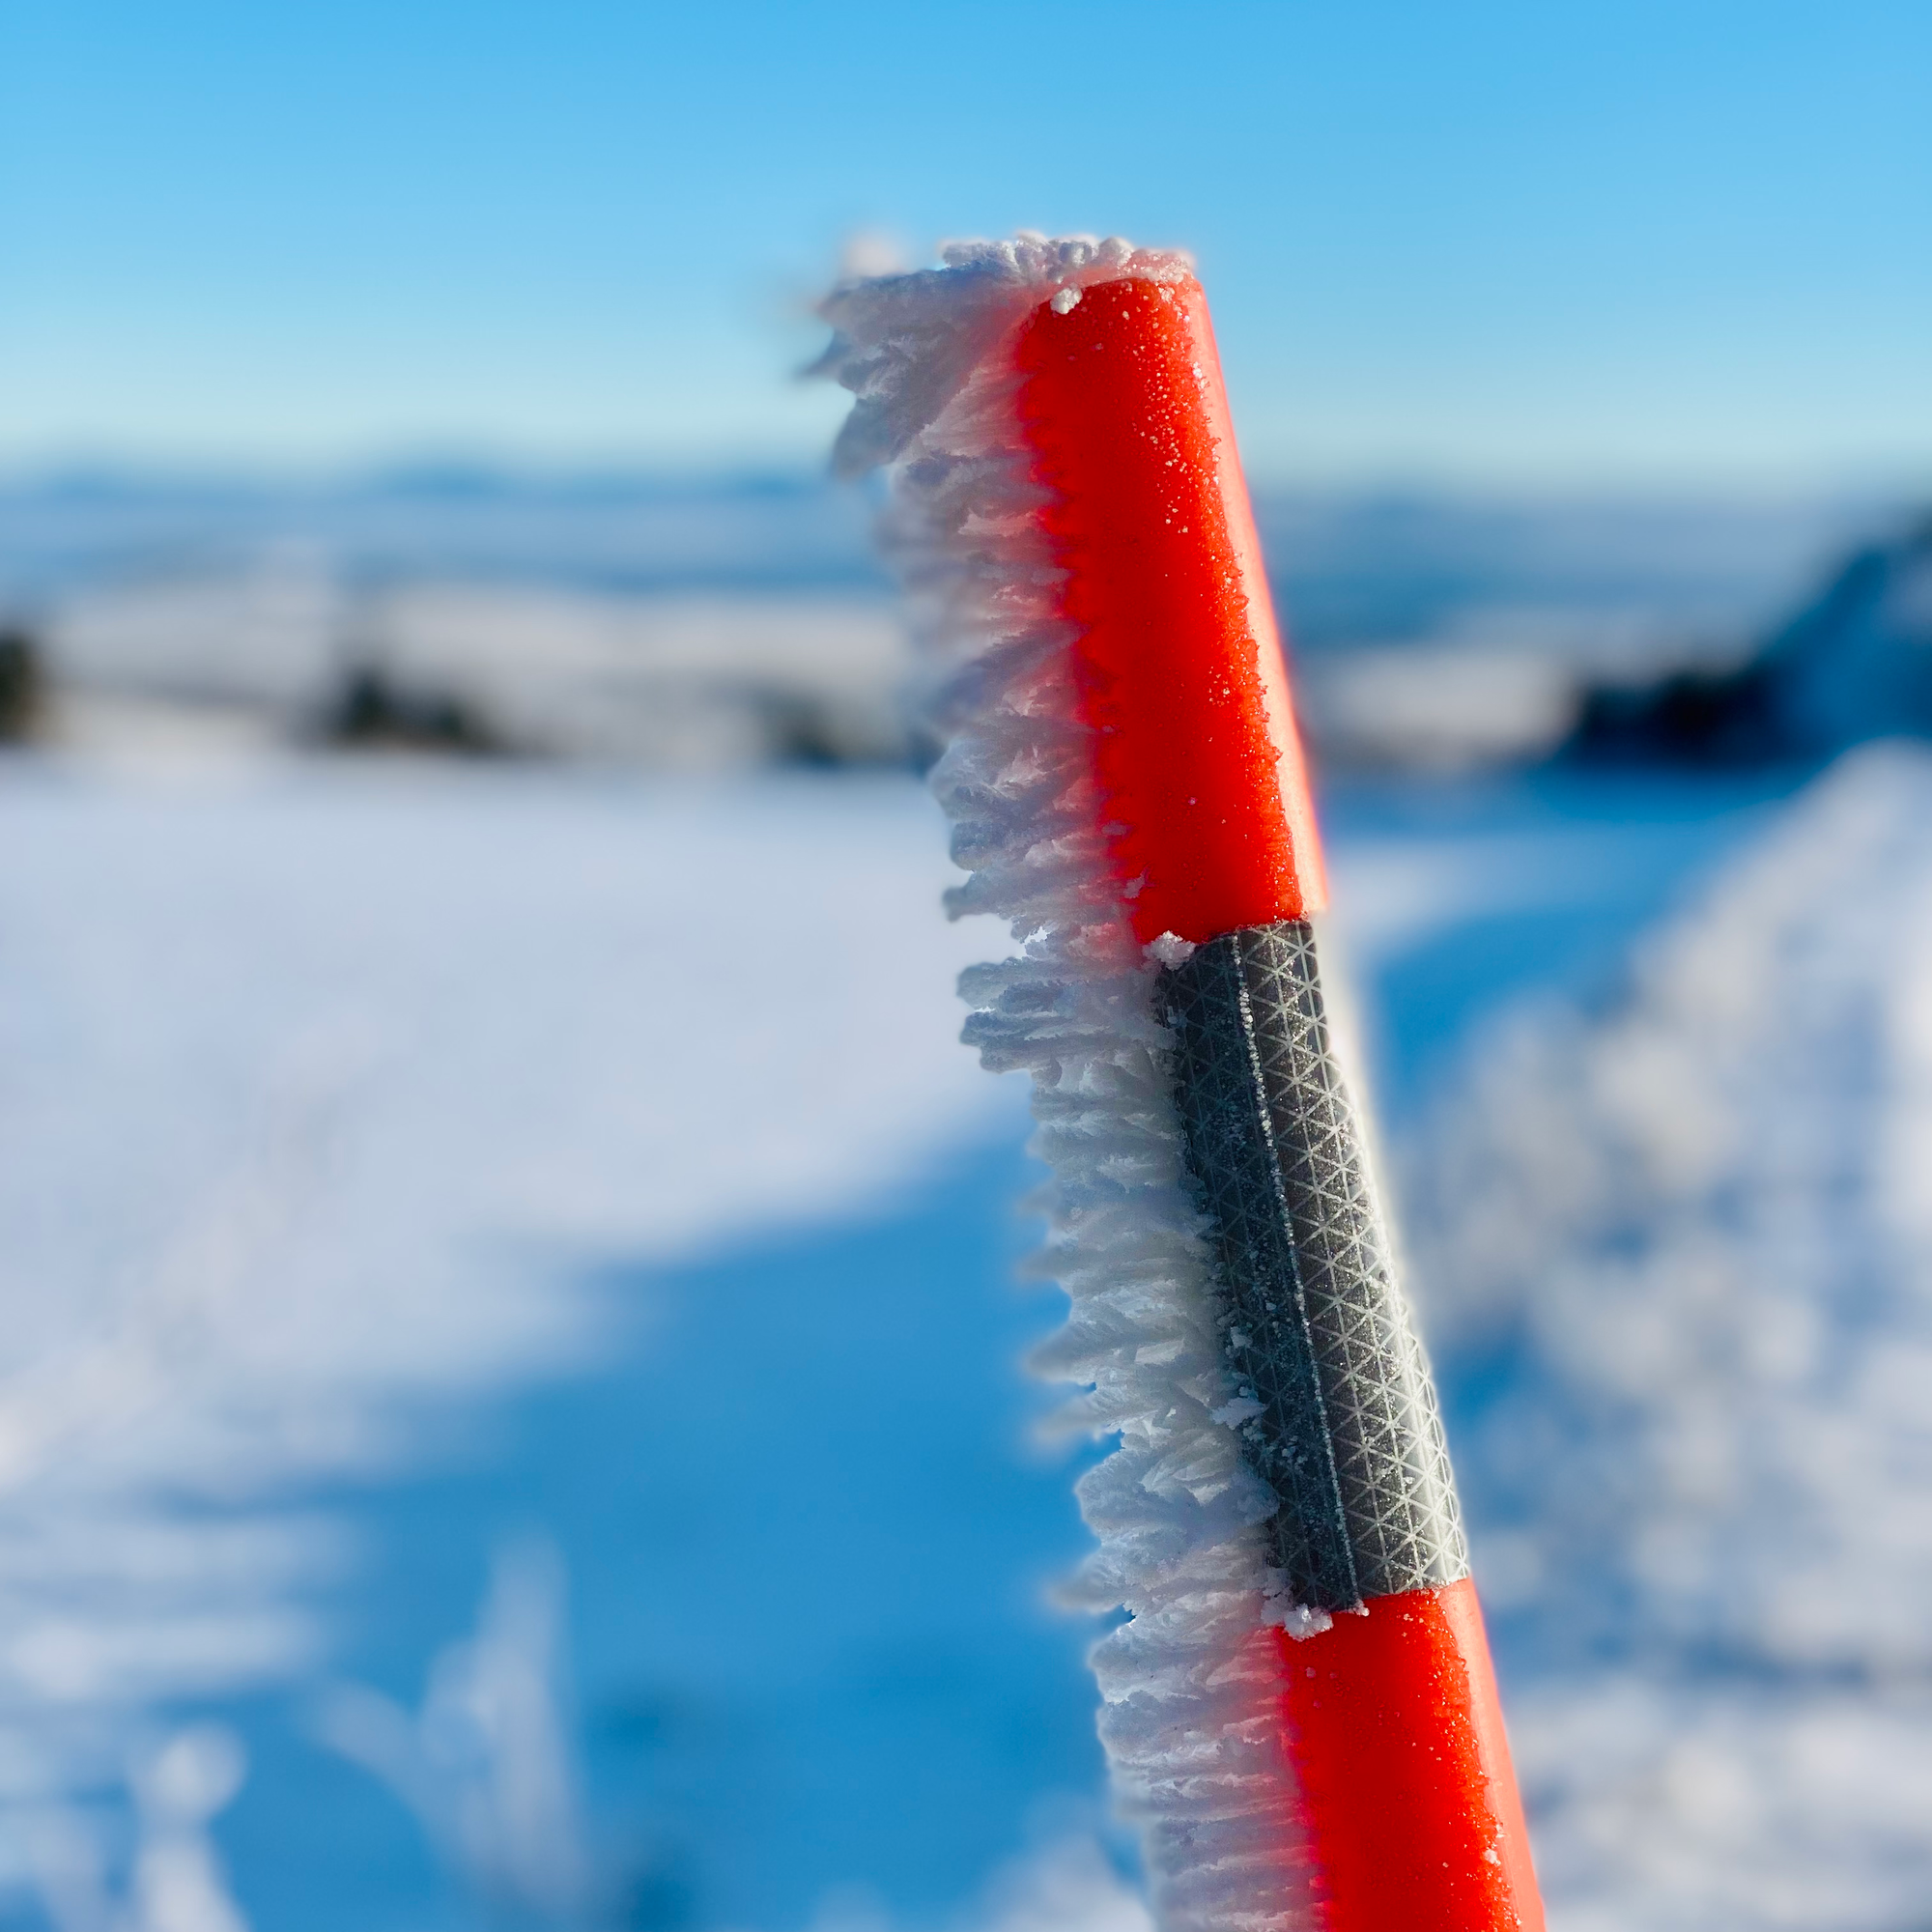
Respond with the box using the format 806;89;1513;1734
0;470;1897;770
0;469;890;604
1;468;1866;634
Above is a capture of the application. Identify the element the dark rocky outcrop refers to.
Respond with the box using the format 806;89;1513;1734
1568;520;1932;764
0;629;45;741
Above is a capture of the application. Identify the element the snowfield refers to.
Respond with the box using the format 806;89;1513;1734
1404;744;1932;1930
1;737;1928;1929
0;748;1010;1924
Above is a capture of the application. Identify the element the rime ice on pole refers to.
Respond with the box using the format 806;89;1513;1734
820;236;1544;1932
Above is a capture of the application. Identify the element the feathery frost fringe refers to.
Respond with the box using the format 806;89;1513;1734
820;237;1316;1932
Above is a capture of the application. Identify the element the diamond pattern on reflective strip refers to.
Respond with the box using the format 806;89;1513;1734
1158;922;1468;1610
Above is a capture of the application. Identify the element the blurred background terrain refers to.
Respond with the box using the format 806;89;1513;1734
3;3;1929;1931
2;469;1916;775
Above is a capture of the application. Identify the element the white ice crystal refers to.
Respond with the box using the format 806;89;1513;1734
822;240;1319;1932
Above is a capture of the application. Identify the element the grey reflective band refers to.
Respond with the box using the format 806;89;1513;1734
1158;921;1468;1612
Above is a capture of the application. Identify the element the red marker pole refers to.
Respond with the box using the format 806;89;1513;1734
1015;270;1542;1932
824;243;1544;1932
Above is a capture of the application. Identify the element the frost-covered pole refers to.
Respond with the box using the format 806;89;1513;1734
820;238;1543;1932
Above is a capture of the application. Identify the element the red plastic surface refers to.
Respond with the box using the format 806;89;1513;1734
1011;275;1542;1931
1276;1578;1544;1932
1012;273;1326;946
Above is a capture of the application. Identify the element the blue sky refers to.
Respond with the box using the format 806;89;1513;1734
3;0;1927;484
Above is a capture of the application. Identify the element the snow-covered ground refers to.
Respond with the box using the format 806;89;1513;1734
2;734;1928;1930
0;743;1011;1928
1402;746;1932;1931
